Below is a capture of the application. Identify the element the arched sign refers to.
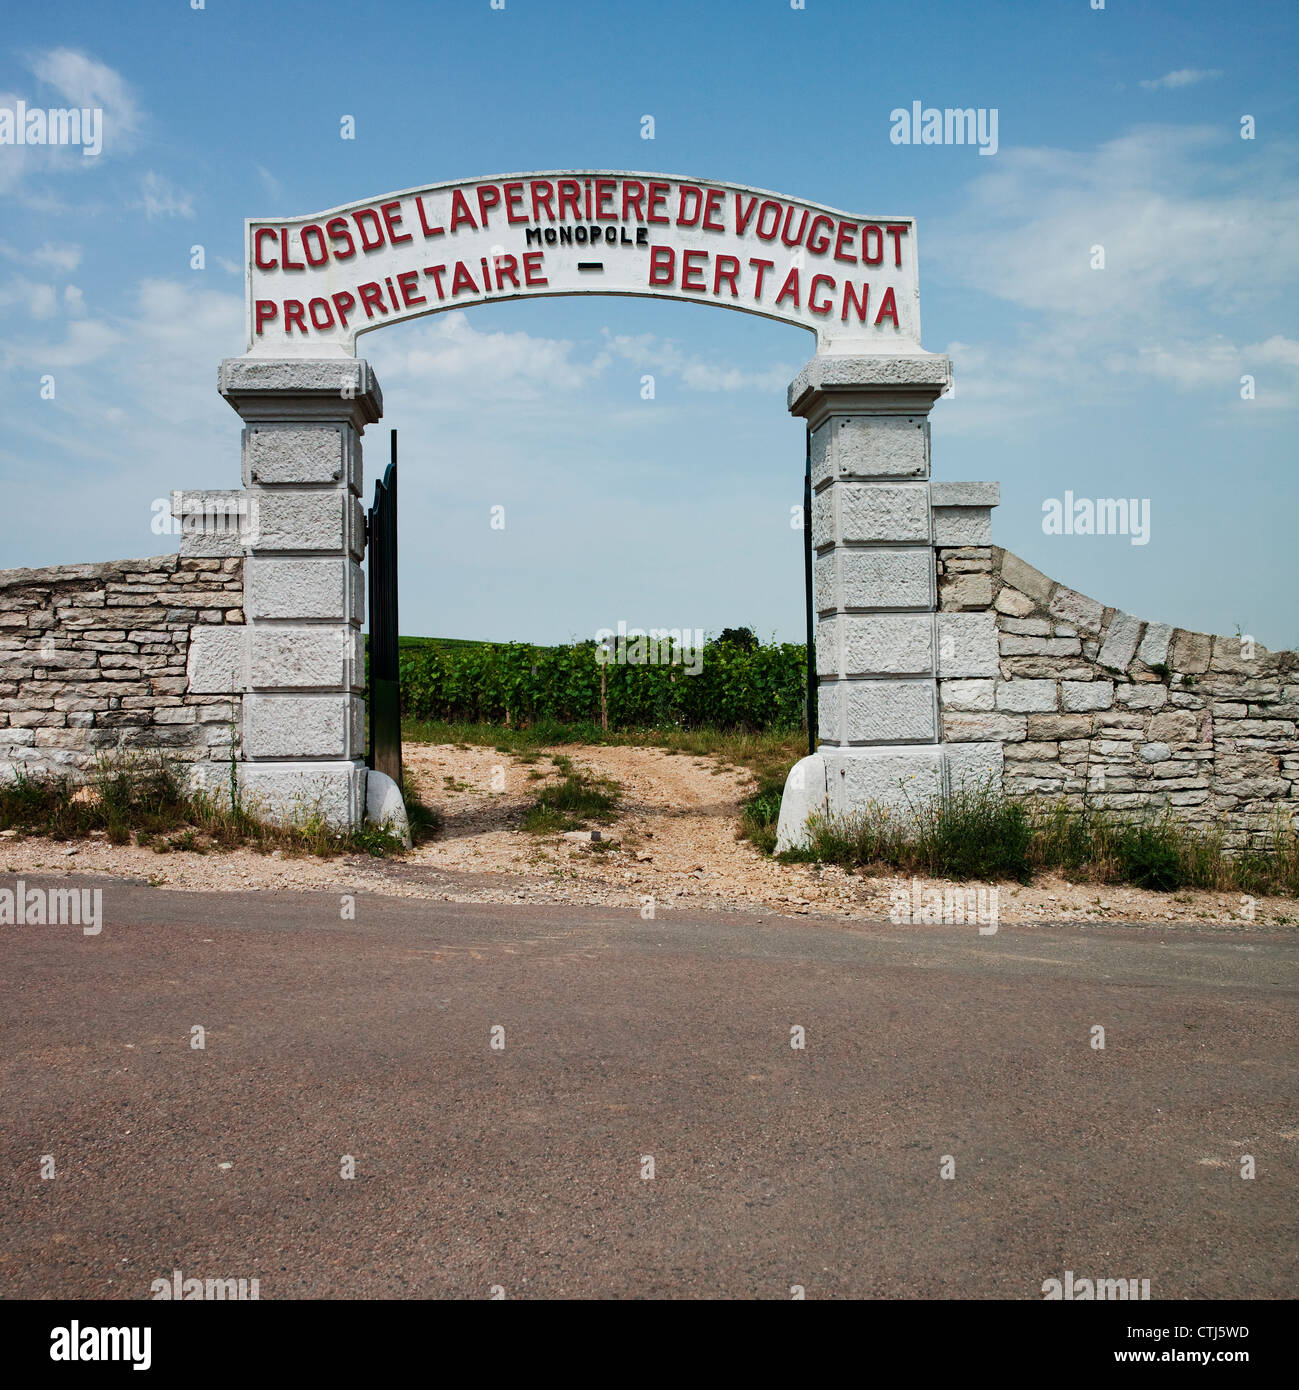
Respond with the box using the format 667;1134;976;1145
244;170;922;357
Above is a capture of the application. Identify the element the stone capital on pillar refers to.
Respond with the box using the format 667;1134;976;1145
788;353;952;427
218;356;383;429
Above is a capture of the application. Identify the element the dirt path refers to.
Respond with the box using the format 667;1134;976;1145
2;741;1295;927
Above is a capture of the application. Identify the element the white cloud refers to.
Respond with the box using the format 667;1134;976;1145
368;310;610;401
0;240;83;272
136;170;195;220
601;330;796;393
930;126;1299;426
1140;69;1221;92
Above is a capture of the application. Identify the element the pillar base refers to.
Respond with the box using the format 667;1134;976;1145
773;743;1004;852
193;759;368;830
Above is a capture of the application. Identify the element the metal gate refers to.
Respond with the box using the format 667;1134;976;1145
366;430;401;789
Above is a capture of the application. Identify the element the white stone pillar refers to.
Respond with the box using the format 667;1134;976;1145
775;355;1002;851
187;358;380;829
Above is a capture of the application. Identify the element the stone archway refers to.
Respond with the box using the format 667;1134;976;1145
179;172;1000;833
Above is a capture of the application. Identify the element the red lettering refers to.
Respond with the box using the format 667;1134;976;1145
415;195;444;238
841;281;869;323
494;253;520;289
833;221;858;264
774;267;801;308
254;300;278;334
530;180;555;222
755;200;782;240
326;217;355;260
300;224;329;266
476;184;501;227
279;228;305;271
713;254;741;297
308;297;335;330
396;270;425;308
331;291;355;327
595;178;617;218
353;208;385;252
734;194;758;235
283;299;307;334
450;262;478;296
254;228;278;270
503;182;527;225
886;223;909;267
449;190;478;232
357;282;386;318
677;185;703;227
522;251;547;286
648;245;675;285
862;225;884;265
681;249;708;292
621;179;646;221
646;182;670;224
702;188;725;231
781;207;809;247
874;285;899;327
556;179;582;221
422;265;447;299
807;215;834;255
808;274;835;315
380;200;411;245
749;257;774;298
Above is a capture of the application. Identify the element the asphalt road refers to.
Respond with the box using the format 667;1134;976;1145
2;875;1296;1299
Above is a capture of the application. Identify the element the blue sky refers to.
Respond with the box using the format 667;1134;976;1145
1;0;1296;647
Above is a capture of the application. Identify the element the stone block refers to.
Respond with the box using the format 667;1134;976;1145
945;740;1004;792
937;613;999;677
940;679;994;712
249;492;346;552
1097;612;1144;672
999;635;1082;658
842;679;936;742
837;483;930;544
244;558;346;621
838;615;933;676
243;694;359;759
243;425;345;485
187;626;248;693
817;548;933;612
812;415;929;485
1061;680;1114;711
942;711;1027;742
249;627;349;689
212;759;367;829
994;587;1036;618
1117;684;1168;710
940;572;993;609
995;680;1058;713
1137;621;1173;667
1171;630;1212;674
1049;587;1106;633
932;507;992;546
999;551;1053;604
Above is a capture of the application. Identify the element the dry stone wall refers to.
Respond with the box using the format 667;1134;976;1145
0;555;244;783
937;545;1299;849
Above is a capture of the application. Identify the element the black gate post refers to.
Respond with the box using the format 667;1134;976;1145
803;426;816;757
366;429;402;790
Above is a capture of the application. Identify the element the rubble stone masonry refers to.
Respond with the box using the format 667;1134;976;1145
0;554;244;783
937;545;1299;849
